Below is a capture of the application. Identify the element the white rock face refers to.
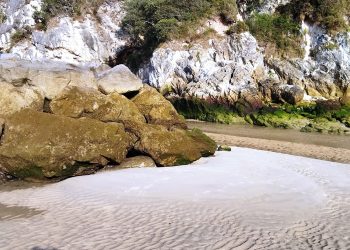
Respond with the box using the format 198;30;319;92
0;0;128;65
0;0;349;102
140;33;266;98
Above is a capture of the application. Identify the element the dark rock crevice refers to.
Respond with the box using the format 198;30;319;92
0;121;5;146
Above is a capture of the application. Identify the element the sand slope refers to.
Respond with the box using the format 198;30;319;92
0;148;349;249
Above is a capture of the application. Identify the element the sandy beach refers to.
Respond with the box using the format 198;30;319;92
188;121;350;164
0;149;349;249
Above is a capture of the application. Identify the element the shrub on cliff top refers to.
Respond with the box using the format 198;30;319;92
277;0;350;33
247;13;303;58
121;0;237;68
34;0;105;30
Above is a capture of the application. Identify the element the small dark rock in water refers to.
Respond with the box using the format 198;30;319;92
218;145;232;152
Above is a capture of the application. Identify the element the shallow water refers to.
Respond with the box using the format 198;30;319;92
0;149;349;249
188;120;350;149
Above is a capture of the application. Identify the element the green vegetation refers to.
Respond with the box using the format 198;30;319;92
11;27;32;44
121;0;237;69
172;98;247;124
173;97;350;134
246;13;303;57
226;21;249;35
0;10;6;24
33;0;105;30
277;0;350;33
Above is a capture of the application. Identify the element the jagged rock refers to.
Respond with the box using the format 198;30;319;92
0;109;132;180
132;86;187;129
97;64;143;94
140;33;265;99
0;82;44;116
50;86;146;124
2;1;128;65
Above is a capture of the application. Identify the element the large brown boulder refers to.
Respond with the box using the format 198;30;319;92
0;109;132;180
127;122;217;166
132;87;187;129
50;86;146;124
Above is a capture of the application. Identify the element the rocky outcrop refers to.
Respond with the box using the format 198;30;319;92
0;61;216;182
139;32;265;99
1;0;349;108
1;0;128;65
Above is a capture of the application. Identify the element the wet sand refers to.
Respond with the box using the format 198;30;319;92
188;121;350;164
0;149;349;249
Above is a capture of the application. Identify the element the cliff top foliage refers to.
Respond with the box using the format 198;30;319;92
33;0;105;30
122;0;238;45
277;0;350;33
246;13;303;58
121;0;238;68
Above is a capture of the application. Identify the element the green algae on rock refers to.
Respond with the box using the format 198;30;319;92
0;109;132;180
301;118;350;135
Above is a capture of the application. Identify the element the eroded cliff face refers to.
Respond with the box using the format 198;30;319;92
0;0;128;66
1;0;349;102
139;2;350;102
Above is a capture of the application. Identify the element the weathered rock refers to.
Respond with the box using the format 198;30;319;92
278;85;305;105
50;86;146;124
2;1;128;65
140;33;265;99
316;100;342;112
0;82;44;117
132;86;187;129
0;59;97;99
112;156;156;169
235;89;263;115
97;65;143;94
128;123;217;166
0;109;132;180
340;87;350;106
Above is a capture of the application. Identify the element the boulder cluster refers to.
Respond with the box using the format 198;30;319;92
0;59;216;182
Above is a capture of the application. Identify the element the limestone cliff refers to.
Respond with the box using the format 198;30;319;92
0;0;349;103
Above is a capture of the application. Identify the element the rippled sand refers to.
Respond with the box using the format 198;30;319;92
0;148;349;249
